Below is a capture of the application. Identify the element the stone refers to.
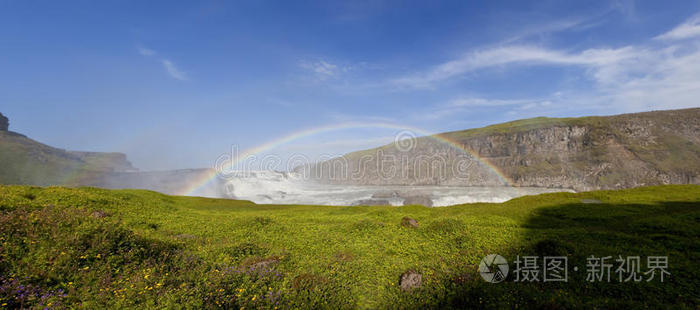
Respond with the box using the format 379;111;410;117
90;210;109;218
249;258;279;271
399;270;422;291
401;216;419;228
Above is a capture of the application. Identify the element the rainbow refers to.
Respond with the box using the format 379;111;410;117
180;122;514;196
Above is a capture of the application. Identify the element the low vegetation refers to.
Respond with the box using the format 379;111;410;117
0;185;698;308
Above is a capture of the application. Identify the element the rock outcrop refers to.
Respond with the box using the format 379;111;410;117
0;113;8;131
401;217;419;228
302;108;700;191
399;270;422;291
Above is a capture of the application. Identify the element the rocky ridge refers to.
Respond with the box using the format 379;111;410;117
304;108;700;191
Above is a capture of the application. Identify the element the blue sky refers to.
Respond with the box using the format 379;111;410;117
2;0;700;170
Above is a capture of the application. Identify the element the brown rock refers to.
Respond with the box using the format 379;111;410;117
401;216;419;228
90;210;109;218
246;258;280;272
399;270;422;291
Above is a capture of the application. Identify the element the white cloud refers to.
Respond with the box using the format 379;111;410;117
299;60;340;80
392;45;640;89
137;46;156;56
137;46;189;81
605;46;700;110
161;59;188;81
394;12;700;115
655;13;700;41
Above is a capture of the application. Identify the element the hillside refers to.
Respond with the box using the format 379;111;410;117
0;117;135;186
0;184;698;308
0;113;224;196
305;108;700;191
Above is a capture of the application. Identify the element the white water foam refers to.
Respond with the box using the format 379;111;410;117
219;171;570;206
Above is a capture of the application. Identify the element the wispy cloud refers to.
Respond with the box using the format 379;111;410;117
405;12;700;119
392;45;638;89
161;59;188;81
137;46;188;81
299;59;341;80
501;6;622;45
137;46;156;56
655;13;700;41
297;59;376;83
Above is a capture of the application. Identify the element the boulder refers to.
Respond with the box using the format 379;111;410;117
244;257;280;273
90;210;109;218
399;270;422;291
401;216;419;228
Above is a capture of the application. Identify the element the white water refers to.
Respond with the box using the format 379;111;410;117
219;171;570;207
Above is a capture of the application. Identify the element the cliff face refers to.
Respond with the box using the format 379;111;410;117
305;108;700;191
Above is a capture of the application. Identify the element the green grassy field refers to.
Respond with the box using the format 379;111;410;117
0;185;698;309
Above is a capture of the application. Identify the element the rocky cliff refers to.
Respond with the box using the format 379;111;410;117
303;108;700;191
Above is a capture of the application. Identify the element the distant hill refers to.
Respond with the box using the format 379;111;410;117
0;112;222;196
304;108;700;191
0;113;135;186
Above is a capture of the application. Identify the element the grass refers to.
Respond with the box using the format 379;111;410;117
0;184;698;308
